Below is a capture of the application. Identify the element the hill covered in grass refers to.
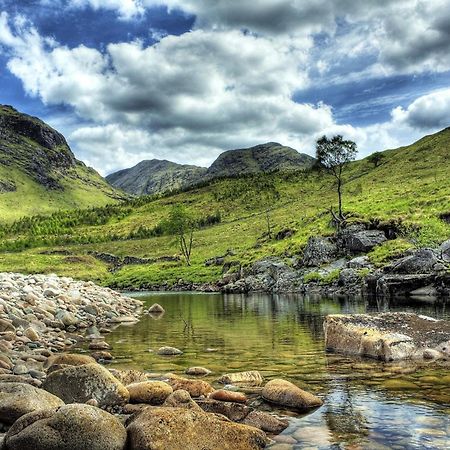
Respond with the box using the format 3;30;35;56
0;127;449;288
0;105;125;221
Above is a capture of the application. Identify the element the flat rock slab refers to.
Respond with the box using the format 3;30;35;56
324;312;450;361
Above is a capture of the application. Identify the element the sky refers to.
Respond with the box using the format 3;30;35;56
0;0;449;175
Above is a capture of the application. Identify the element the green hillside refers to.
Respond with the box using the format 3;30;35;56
0;105;125;221
0;127;449;287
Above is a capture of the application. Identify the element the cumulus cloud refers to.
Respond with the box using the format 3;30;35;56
392;88;450;130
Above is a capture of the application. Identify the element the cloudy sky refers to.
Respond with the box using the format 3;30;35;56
0;0;449;175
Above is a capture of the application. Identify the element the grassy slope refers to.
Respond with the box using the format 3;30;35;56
0;128;449;287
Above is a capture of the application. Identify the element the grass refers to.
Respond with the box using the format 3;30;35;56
0;127;449;287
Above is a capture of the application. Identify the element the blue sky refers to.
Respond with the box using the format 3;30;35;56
0;0;449;174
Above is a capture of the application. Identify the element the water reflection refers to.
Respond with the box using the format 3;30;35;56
104;292;449;449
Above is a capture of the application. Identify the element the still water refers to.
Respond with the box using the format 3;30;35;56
105;293;450;449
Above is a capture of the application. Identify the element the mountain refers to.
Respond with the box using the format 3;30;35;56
107;142;315;195
106;160;207;196
0;105;124;221
205;142;315;179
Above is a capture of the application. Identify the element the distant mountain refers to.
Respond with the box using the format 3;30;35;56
0;105;124;221
205;142;315;179
107;142;315;195
106;160;207;196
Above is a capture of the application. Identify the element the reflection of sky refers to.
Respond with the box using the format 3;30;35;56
282;386;449;449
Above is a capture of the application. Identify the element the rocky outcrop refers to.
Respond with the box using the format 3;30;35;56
302;236;338;267
126;407;269;450
324;312;450;361
386;249;440;274
338;229;387;254
3;404;126;450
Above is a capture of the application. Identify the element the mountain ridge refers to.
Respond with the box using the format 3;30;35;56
107;142;316;195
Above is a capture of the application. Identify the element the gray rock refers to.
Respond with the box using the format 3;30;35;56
388;248;439;274
43;363;129;407
302;236;338;267
0;382;64;425
440;239;450;262
340;229;387;254
348;256;371;269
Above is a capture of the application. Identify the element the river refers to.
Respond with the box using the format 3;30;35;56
102;292;450;449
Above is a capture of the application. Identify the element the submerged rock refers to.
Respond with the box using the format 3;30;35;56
218;371;263;386
261;379;323;411
3;404;126;450
241;410;289;434
157;346;183;355
196;399;251;422
324;312;450;361
43;363;129;407
185;367;211;376
0;382;64;425
148;303;165;314
126;407;268;450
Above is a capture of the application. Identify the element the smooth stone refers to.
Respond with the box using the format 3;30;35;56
240;410;288;434
44;353;96;369
148;303;165;314
163;389;202;411
3;404;126;450
168;375;215;398
262;379;323;411
88;341;111;350
0;382;64;425
210;389;247;404
157;346;183;356
127;381;173;405
126;407;268;450
185;367;211;376
43;363;130;407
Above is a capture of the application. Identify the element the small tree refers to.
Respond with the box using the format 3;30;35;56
165;205;195;266
316;135;357;225
367;151;384;168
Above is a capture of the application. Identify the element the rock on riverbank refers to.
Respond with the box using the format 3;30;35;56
324;312;450;361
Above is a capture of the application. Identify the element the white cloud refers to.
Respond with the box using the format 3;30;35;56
392;88;450;130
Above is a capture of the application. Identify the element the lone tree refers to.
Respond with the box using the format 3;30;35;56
367;151;385;168
165;205;195;266
316;135;357;226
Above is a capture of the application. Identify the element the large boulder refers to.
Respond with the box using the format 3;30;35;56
127;381;173;405
324;312;450;361
43;363;129;407
0;382;64;425
302;237;338;267
3;404;126;450
340;229;387;254
388;249;439;274
126;407;268;450
261;379;323;411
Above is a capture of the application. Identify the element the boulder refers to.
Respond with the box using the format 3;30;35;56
210;389;247;404
218;371;263;386
127;381;173;405
3;404;126;450
324;312;450;361
44;353;96;369
43;363;129;407
347;256;371;269
168;375;214;397
0;382;64;425
261;379;323;411
126;407;268;450
340;229;387;254
388;249;439;274
302;236;338;267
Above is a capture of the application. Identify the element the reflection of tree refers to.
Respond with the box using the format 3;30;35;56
323;382;370;445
